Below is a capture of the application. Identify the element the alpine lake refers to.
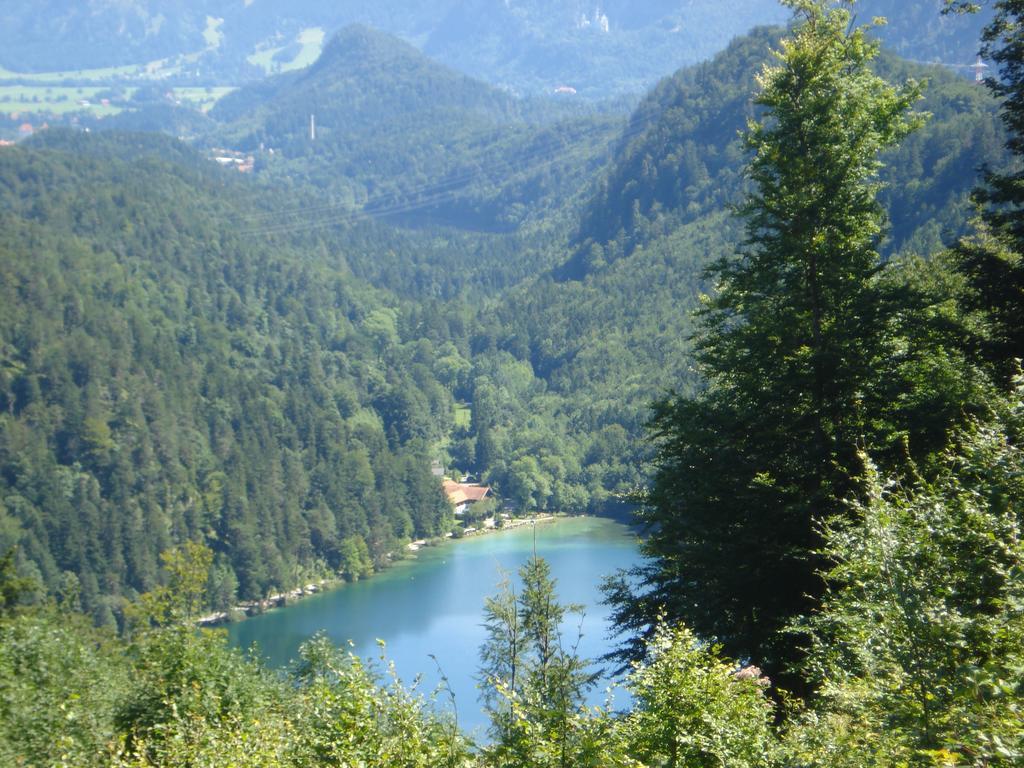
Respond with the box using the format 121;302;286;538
228;515;642;734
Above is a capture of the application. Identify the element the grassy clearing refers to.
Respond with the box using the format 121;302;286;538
454;403;472;430
174;86;236;111
0;86;131;116
246;45;281;73
203;16;225;49
0;51;200;85
0;81;233;117
247;27;325;74
1;83;233;116
289;28;326;70
0;63;140;83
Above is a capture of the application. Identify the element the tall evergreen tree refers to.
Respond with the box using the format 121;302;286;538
479;556;596;766
607;0;924;684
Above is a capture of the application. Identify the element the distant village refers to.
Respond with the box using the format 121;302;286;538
0;116;48;145
209;147;255;173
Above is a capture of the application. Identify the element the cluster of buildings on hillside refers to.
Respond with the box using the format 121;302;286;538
210;147;255;173
2;117;49;143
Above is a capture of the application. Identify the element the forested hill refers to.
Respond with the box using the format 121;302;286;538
212;24;518;144
567;27;1005;279
567;27;780;272
208;24;626;232
0;132;468;625
865;0;992;65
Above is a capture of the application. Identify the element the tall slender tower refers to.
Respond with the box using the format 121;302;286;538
972;55;989;84
310;113;316;141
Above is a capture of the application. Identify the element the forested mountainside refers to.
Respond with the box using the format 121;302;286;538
0;1;989;97
211;25;518;138
574;28;1005;271
0;18;1007;624
4;1;1024;763
453;25;1006;514
0;132;470;623
207;25;625;232
865;0;992;64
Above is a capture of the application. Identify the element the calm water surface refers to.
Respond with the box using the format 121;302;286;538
228;516;641;733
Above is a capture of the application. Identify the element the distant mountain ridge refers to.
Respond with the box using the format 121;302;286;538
0;0;213;72
0;1;991;98
418;0;792;96
212;24;518;140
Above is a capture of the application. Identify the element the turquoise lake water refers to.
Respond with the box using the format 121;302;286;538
227;516;642;734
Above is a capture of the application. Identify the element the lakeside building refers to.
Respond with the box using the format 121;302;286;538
443;479;492;516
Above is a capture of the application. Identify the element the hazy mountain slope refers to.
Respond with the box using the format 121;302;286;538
0;0;788;93
566;27;1004;279
865;0;991;65
0;1;989;99
0;0;214;72
420;0;790;96
209;25;625;232
212;24;518;138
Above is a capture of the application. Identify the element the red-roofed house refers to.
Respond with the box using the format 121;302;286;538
443;479;493;516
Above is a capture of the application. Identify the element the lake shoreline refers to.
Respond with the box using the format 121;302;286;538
199;513;566;628
226;514;642;731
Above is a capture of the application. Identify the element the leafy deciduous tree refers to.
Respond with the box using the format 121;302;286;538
787;383;1024;765
624;623;778;768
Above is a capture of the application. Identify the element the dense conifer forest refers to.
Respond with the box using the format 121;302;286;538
0;132;463;619
1;0;1023;765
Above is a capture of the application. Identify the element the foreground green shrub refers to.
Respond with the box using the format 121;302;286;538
787;389;1024;766
623;624;779;768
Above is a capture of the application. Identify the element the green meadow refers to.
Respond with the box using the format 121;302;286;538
247;27;325;74
0;86;126;116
